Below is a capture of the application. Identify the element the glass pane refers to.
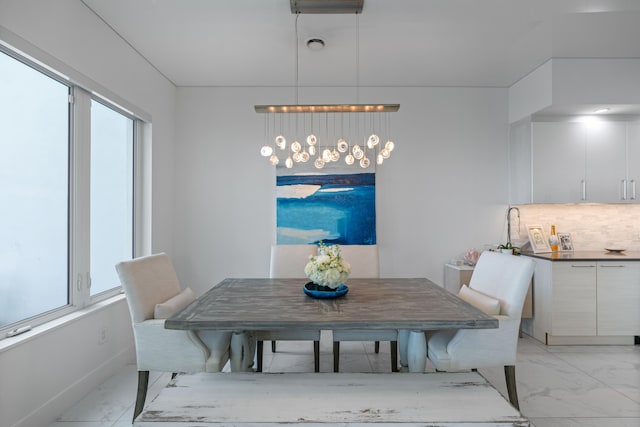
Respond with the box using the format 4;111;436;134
0;52;69;327
90;101;134;295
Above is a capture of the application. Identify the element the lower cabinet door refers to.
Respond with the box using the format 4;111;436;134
597;262;640;335
551;262;597;336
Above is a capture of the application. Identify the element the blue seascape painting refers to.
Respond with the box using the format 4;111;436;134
276;173;376;245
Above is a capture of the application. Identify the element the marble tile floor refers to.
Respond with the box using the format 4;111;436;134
49;332;639;427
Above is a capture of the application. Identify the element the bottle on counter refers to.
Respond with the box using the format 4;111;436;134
549;224;558;252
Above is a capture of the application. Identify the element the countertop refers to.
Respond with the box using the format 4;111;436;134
521;250;640;261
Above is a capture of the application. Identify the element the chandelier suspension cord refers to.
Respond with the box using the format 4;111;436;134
355;12;359;105
295;13;300;105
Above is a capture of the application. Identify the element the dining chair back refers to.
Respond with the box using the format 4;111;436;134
255;244;321;372
332;245;398;372
270;244;317;277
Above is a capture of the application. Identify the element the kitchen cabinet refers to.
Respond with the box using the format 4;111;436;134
531;122;586;203
530;121;628;203
597;261;640;335
627;124;640;201
585;122;627;202
549;261;597;336
527;254;640;345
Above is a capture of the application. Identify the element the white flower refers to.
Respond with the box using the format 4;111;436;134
304;242;351;289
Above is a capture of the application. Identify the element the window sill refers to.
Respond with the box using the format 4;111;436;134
0;293;127;353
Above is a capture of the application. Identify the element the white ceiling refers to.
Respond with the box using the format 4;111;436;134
81;0;640;90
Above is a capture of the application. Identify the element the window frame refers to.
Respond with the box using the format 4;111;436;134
0;41;147;339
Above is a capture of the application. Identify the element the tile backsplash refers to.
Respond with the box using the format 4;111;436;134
510;204;640;251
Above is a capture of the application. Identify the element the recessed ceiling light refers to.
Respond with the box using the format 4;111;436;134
306;38;325;50
593;108;610;114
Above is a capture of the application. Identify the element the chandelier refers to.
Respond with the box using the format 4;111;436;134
257;0;399;170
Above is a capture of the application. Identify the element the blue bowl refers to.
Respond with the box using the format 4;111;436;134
303;282;349;299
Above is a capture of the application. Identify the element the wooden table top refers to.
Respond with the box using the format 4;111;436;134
165;278;498;332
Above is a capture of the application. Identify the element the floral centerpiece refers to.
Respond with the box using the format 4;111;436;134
304;242;351;290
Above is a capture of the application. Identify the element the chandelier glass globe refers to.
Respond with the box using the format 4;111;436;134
260;145;273;157
385;140;395;152
337;138;348;153
345;153;355;165
275;135;286;149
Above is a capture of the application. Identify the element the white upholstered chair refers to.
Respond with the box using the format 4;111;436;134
427;251;535;409
332;245;399;372
116;253;232;421
254;244;321;372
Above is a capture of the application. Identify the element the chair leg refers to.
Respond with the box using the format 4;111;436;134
133;370;149;422
390;341;398;372
256;340;264;372
504;365;520;410
314;340;320;372
333;341;340;372
375;341;380;353
271;341;277;353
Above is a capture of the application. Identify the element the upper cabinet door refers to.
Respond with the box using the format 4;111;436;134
532;122;586;203
585;122;627;203
627;124;640;202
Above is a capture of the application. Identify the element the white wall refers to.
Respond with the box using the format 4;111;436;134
0;1;176;426
174;86;511;294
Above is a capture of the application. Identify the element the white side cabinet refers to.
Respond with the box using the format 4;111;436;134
597;261;640;335
443;263;474;294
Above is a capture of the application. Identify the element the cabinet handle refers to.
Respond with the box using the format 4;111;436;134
570;264;596;268
622;179;628;200
581;180;587;201
632;180;636;200
600;265;625;268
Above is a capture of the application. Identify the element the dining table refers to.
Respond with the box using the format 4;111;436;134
165;277;498;372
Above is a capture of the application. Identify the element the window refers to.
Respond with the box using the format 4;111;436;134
90;100;134;296
0;47;139;333
0;50;70;327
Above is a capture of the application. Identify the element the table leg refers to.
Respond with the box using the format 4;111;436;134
230;331;255;372
398;329;409;367
407;330;426;373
